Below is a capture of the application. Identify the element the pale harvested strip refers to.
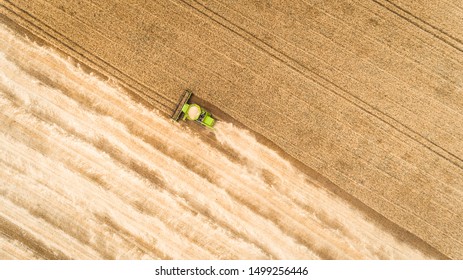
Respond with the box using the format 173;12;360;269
214;124;429;259
0;126;161;259
0;233;36;260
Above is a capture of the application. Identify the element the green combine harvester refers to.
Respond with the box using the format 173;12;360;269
171;90;215;128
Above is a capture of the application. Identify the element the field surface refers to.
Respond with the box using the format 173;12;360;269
1;0;462;259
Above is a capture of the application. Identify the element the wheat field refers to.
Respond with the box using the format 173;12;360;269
0;23;445;259
1;0;462;259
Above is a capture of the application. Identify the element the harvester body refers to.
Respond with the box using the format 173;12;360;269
171;90;215;129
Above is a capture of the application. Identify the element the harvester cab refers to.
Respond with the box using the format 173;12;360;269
171;90;215;129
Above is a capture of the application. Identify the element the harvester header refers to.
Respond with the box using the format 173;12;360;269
171;90;215;129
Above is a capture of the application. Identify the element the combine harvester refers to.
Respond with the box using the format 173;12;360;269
171;90;215;128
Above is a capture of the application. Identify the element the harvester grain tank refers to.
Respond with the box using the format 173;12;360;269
171;90;215;128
